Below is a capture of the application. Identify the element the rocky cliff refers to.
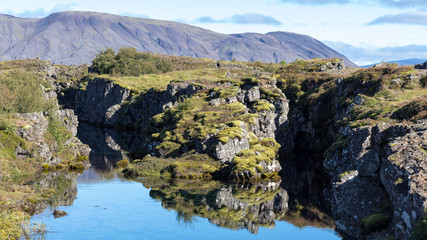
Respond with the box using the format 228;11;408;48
71;74;288;181
275;60;427;239
324;122;426;239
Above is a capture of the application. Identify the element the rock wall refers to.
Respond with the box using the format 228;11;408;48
15;111;90;167
324;122;427;239
75;78;200;128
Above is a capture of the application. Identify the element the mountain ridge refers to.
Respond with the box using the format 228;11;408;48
361;58;427;68
0;11;357;66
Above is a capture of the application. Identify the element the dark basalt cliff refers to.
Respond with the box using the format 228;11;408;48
0;11;356;67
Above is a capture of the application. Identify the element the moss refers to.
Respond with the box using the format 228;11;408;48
324;133;349;159
410;215;427;240
338;170;357;181
169;158;220;179
123;155;174;178
253;99;275;112
230;138;280;179
361;213;391;233
260;87;281;101
156;141;182;156
217;127;244;144
236;113;258;125
218;136;229;144
394;178;403;185
68;162;85;170
213;85;241;98
116;159;130;167
0;209;28;239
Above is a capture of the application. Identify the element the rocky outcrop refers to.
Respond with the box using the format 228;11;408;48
73;76;288;181
15;111;90;167
76;78;132;125
75;78;200;127
414;61;427;69
324;122;427;239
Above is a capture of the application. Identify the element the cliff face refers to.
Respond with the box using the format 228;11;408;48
71;75;288;181
275;60;427;239
14;111;90;168
324;123;427;239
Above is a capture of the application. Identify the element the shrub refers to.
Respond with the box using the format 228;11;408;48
0;71;50;114
91;47;174;76
91;48;116;74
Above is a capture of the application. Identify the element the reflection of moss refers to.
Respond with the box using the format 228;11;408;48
146;179;282;234
233;184;279;205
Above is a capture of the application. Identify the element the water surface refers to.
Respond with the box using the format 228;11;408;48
32;125;341;239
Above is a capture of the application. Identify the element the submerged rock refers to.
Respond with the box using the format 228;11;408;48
53;209;68;218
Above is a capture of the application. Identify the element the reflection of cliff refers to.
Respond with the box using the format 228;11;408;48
142;179;335;234
31;171;80;215
77;123;135;170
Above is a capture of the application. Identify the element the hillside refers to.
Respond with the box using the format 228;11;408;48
0;11;356;66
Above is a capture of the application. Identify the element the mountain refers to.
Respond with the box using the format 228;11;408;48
0;11;356;66
361;59;427;68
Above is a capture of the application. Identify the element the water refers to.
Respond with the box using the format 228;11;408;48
31;125;341;239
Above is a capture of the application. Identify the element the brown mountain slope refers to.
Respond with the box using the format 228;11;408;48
0;11;357;66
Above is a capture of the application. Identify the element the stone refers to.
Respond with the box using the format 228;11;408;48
53;209;68;218
414;61;427;69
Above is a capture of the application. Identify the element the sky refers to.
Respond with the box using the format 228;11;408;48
1;0;427;65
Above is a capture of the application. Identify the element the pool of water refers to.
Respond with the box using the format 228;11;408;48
31;124;341;239
31;168;340;240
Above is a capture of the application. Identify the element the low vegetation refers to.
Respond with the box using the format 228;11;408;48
410;215;427;240
0;60;88;239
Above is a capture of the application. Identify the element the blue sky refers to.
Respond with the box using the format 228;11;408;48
1;0;427;65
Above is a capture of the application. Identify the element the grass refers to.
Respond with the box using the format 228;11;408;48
97;67;246;94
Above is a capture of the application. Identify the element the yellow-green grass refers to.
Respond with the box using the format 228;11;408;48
97;67;249;93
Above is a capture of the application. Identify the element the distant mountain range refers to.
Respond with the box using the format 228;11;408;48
0;11;356;66
361;59;426;68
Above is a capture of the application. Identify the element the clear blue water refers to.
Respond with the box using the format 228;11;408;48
31;167;341;240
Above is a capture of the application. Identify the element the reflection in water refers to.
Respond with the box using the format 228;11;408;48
32;171;80;215
32;124;339;239
141;178;336;234
77;123;130;171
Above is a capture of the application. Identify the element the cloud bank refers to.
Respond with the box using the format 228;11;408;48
1;4;77;18
279;0;427;8
196;13;281;26
368;12;427;25
324;41;427;65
